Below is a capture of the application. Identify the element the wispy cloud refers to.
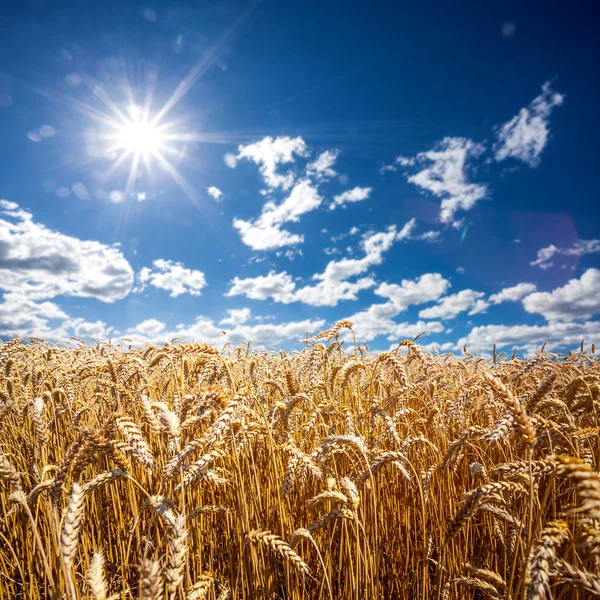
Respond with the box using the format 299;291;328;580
233;178;322;250
494;80;564;167
306;150;339;181
329;186;372;210
489;282;537;304
395;137;487;225
531;239;600;269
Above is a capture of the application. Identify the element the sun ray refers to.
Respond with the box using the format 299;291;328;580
150;149;197;201
124;151;142;198
101;148;134;183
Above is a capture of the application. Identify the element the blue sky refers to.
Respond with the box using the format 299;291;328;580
1;0;599;354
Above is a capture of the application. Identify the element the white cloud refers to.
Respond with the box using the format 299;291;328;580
373;273;450;315
293;222;417;306
125;315;326;349
127;318;166;338
342;273;450;342
228;221;416;307
469;299;490;315
138;259;206;297
66;318;113;339
330;226;361;244
398;137;487;224
207;186;224;201
456;267;466;274
329;186;372;210
531;239;600;270
494;81;564;167
227;270;297;303
379;155;416;174
0;293;67;338
530;244;558;270
417;230;441;242
0;199;133;302
396;156;416;167
489;282;537;304
419;289;487;320
233;179;322;250
456;320;600;356
220;308;252;326
224;153;238;168
522;268;600;321
282;248;303;261
0;291;114;341
235;136;308;190
306;150;339;180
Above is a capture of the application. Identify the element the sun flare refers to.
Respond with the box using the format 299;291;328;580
116;119;162;154
93;101;194;199
110;105;165;158
70;66;214;202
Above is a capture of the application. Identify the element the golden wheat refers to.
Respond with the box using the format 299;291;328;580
0;327;599;598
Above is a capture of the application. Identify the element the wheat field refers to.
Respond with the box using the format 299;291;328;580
0;322;599;599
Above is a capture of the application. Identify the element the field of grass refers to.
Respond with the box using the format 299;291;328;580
0;323;599;599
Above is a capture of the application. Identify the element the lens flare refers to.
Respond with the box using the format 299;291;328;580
114;108;164;156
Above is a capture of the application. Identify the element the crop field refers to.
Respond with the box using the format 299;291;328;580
0;323;599;599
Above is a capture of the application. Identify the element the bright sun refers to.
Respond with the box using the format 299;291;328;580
96;102;194;199
114;106;164;156
79;71;206;201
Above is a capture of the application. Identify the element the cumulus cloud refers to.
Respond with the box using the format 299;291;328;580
138;259;207;297
494;81;564;167
125;314;326;349
306;150;339;180
127;318;167;338
0;199;133;302
227;221;416;306
341;273;450;342
456;320;600;356
227;270;297;303
207;186;224;201
65;318;113;340
397;137;487;224
0;291;113;341
0;293;67;338
522;268;600;321
531;239;600;270
489;282;537;304
220;308;252;326
419;289;487;320
233;179;322;250
329;186;372;210
234;136;308;190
